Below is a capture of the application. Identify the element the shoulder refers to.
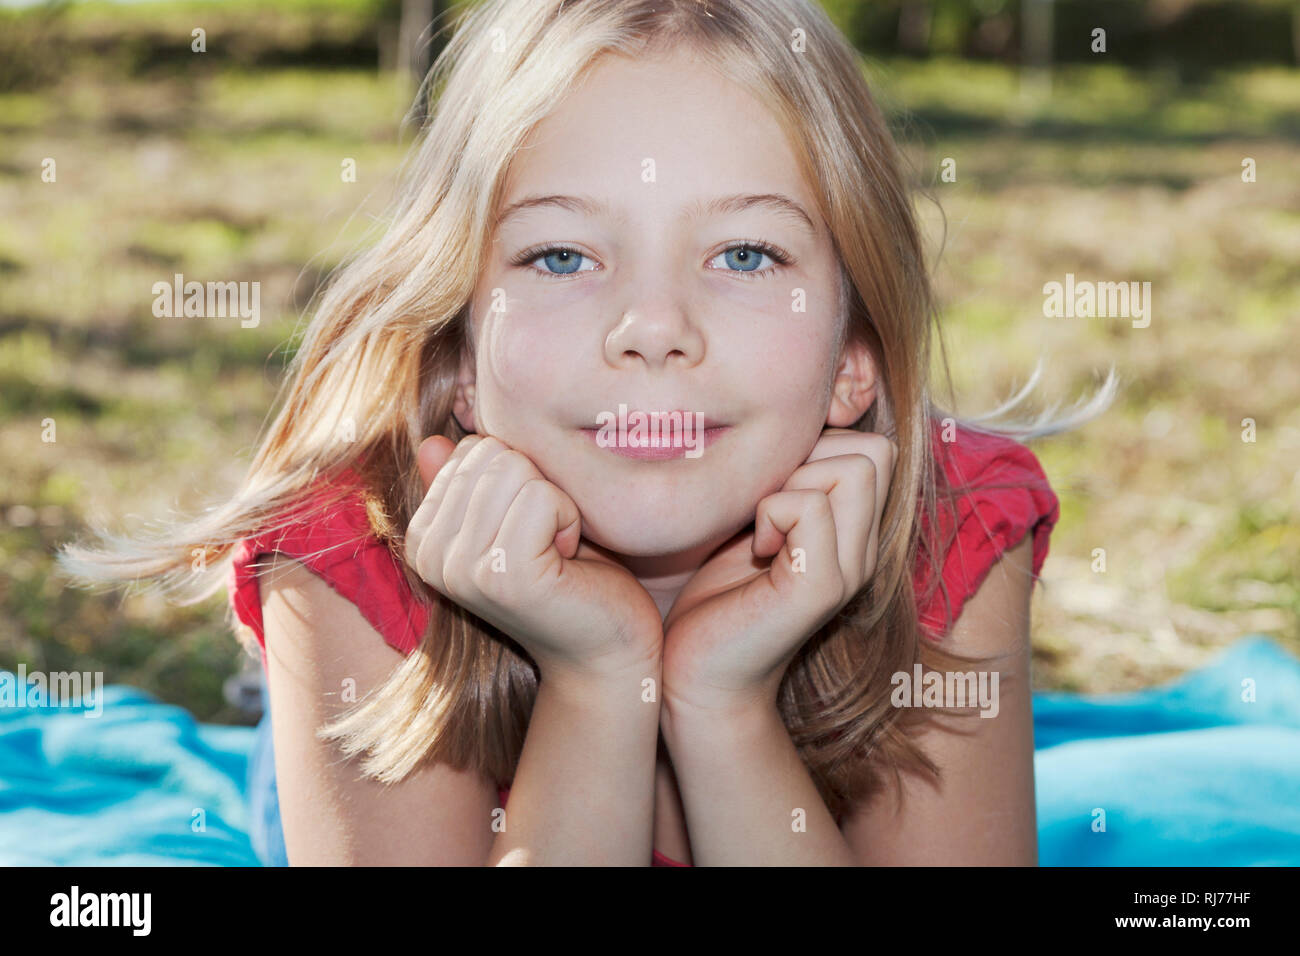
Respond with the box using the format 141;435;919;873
256;550;499;865
257;551;413;692
227;466;430;658
843;520;1040;864
914;419;1060;643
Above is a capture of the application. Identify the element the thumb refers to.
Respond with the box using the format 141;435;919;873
416;435;456;493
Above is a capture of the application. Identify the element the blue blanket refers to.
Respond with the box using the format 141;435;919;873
1034;634;1300;865
2;634;1297;865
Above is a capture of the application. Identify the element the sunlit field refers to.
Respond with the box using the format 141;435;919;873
2;1;1297;720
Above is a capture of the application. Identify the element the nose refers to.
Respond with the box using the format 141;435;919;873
603;300;705;371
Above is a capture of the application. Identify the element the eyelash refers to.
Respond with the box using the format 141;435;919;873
509;240;794;281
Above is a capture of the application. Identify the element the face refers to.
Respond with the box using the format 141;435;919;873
457;47;875;568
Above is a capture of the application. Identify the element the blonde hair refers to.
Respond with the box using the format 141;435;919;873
57;0;1116;819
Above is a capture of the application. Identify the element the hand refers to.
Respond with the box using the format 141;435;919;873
406;435;663;684
661;428;897;716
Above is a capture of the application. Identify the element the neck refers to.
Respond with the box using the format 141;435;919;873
584;534;731;621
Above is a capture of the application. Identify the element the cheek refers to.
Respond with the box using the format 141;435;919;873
737;316;838;479
744;310;839;408
475;310;568;420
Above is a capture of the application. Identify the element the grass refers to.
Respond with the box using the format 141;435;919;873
881;55;1300;690
1;7;1297;720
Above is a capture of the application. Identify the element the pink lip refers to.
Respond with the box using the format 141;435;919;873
586;411;725;431
580;423;731;460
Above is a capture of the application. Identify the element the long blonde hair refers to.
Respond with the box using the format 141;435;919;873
57;0;1116;819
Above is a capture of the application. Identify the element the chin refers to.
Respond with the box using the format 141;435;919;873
576;505;730;557
579;496;760;558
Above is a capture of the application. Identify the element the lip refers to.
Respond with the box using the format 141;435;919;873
585;410;726;431
580;412;731;460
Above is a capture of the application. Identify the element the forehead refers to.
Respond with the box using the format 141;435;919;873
498;50;814;217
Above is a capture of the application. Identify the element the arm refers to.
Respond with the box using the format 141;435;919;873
660;689;856;866
839;533;1038;864
261;554;660;866
660;534;1037;866
494;660;660;866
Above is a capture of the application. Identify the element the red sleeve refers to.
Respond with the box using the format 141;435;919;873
227;469;430;660
913;421;1060;642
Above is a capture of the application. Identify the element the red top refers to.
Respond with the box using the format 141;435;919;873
229;420;1059;867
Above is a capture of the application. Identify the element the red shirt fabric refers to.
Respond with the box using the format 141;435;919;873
228;420;1059;867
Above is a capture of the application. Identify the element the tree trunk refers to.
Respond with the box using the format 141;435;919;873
398;0;441;125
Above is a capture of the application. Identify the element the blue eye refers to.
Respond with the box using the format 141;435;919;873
512;245;596;279
723;247;764;271
511;240;793;281
710;243;790;278
539;248;588;275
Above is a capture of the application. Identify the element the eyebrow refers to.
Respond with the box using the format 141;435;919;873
494;191;818;238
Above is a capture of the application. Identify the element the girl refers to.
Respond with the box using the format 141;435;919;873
60;0;1115;866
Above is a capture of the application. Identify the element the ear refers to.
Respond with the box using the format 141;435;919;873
451;347;478;434
826;337;878;428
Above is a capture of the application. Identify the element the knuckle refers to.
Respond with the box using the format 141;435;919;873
479;456;512;483
458;437;496;468
869;434;898;468
437;571;460;602
485;449;531;483
505;449;543;479
412;534;444;589
478;436;510;460
440;547;474;602
447;467;476;492
517;476;552;505
453;435;483;459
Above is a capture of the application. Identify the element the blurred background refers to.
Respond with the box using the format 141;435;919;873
1;0;1297;727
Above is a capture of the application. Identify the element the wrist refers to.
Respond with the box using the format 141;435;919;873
660;682;779;742
540;650;662;707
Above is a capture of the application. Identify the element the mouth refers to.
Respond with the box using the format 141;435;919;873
580;409;730;460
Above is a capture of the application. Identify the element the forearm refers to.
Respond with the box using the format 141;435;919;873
660;697;859;866
487;659;661;866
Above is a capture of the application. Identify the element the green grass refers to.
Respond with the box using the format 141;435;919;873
1;11;1297;718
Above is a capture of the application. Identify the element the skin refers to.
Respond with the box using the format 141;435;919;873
403;46;1038;864
451;47;881;624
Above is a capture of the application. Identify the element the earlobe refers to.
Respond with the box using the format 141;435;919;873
451;352;478;434
452;385;476;434
452;393;476;434
825;341;878;428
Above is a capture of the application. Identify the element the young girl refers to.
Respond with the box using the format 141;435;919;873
60;0;1114;866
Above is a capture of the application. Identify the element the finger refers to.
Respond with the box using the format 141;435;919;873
454;450;544;561
493;477;582;568
803;428;899;470
797;431;896;576
406;435;482;565
752;489;840;605
867;437;894;566
417;435;456;493
778;455;876;586
423;436;511;551
846;434;896;568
